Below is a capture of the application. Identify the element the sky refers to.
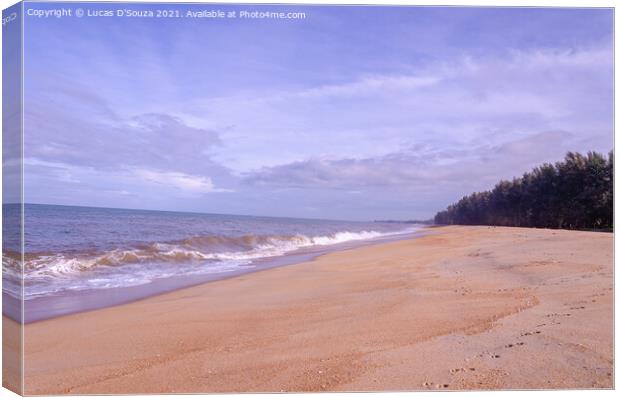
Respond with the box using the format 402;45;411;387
3;1;22;221
17;2;614;221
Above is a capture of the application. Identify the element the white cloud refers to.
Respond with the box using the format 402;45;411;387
243;130;580;192
24;158;233;199
132;169;230;194
296;75;442;99
176;44;611;177
23;28;613;218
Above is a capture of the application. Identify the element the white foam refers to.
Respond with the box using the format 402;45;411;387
16;226;421;299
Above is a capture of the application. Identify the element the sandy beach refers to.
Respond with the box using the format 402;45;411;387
15;226;613;393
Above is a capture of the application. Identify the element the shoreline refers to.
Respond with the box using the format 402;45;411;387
17;226;613;393
6;228;428;323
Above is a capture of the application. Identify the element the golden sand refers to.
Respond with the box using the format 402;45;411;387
10;226;613;393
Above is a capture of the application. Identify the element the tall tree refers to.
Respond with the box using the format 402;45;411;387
434;151;613;231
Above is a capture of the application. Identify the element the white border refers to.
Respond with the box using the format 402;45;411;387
0;1;616;397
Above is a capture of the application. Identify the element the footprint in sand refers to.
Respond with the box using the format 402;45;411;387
422;382;449;389
546;313;571;318
505;341;526;348
450;367;477;375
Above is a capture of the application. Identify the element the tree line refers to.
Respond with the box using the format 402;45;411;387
434;151;613;231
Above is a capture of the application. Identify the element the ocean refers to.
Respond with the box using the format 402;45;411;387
3;204;422;320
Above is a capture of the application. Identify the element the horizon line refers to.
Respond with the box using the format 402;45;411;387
4;202;426;224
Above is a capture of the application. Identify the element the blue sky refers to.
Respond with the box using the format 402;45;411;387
3;1;22;207
20;3;613;220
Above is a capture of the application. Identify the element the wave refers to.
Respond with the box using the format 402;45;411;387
2;227;419;298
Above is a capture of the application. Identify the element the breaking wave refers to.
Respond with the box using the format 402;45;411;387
3;228;418;299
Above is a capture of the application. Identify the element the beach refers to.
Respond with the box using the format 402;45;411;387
18;225;613;393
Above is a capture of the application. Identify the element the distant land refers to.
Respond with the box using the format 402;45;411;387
434;151;613;231
374;219;434;225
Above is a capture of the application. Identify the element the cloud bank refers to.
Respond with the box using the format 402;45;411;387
22;5;613;220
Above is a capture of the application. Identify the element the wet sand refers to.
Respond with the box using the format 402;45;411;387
18;226;613;393
7;230;424;324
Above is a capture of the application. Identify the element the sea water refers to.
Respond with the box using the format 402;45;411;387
3;204;421;311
